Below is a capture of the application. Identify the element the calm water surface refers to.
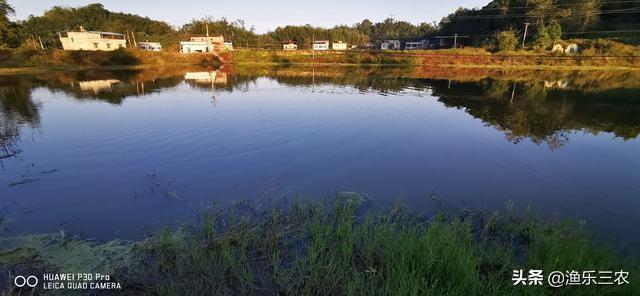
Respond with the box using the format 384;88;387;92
1;66;639;249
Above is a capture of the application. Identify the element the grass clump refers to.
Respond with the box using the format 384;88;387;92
127;193;639;295
1;193;638;295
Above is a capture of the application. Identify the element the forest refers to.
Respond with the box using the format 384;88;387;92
0;0;638;51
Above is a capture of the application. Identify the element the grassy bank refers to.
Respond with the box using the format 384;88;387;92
232;48;640;69
0;48;228;70
1;193;638;295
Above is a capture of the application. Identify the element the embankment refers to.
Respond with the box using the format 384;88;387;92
0;49;230;73
233;49;640;69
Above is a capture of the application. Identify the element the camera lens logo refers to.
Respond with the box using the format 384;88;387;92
14;276;38;288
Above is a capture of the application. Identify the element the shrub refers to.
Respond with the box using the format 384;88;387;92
496;29;519;52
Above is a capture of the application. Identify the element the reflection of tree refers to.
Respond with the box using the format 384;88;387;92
1;66;639;156
434;79;640;149
0;77;40;162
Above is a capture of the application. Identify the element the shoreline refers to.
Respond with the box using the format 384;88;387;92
1;62;638;77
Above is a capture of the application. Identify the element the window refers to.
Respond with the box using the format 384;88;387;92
94;43;99;49
107;43;111;49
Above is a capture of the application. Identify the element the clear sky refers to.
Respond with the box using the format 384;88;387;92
10;1;491;33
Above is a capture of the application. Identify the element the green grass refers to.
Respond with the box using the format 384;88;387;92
1;193;638;295
132;194;639;295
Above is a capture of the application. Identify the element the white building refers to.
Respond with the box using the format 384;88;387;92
313;40;330;51
332;41;348;51
180;36;225;53
405;41;426;50
223;42;234;51
283;41;297;51
138;42;162;51
58;27;126;51
381;40;401;50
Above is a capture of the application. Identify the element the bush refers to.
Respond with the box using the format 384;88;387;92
103;48;141;66
496;29;519;52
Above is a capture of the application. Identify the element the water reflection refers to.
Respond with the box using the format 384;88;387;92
1;65;639;247
1;66;639;157
0;76;41;164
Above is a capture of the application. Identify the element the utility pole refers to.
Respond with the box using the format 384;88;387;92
131;30;137;47
522;23;530;49
312;33;315;61
453;34;458;49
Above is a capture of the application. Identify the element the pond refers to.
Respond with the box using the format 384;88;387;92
1;66;639;251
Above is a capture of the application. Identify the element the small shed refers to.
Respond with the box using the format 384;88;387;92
405;41;426;50
332;41;348;51
283;41;297;51
138;42;162;51
381;40;401;50
313;41;330;51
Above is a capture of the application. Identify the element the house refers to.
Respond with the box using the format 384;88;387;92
405;40;426;50
313;40;330;51
380;40;401;50
180;35;225;53
58;27;126;51
138;41;162;51
332;41;348;51
283;40;297;51
224;42;234;51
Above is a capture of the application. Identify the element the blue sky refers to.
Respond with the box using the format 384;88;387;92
10;0;490;33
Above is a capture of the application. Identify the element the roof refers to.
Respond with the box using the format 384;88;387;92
57;29;125;36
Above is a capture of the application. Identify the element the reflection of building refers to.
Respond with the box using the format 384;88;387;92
332;41;347;51
139;41;162;51
184;72;228;85
77;80;121;94
313;41;330;51
381;40;401;50
58;27;126;51
283;40;297;51
180;36;225;53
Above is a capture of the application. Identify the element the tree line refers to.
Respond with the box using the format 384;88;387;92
0;0;638;50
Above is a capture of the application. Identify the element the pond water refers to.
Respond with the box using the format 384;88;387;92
1;66;639;250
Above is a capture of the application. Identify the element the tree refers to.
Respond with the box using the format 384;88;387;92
0;0;19;48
